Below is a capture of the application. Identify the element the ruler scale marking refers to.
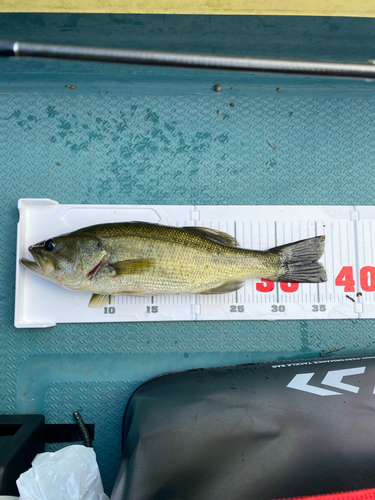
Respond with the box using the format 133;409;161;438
308;220;312;305
331;222;336;303
315;221;320;304
275;221;279;304
234;221;238;304
16;203;364;326
352;205;362;318
371;221;375;303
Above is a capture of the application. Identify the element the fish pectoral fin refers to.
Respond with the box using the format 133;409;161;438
198;280;245;295
109;258;155;276
184;226;240;247
88;293;111;308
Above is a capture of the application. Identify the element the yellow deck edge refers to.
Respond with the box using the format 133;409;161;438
1;0;375;17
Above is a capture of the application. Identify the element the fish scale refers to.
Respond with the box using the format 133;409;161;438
90;224;273;294
21;220;326;307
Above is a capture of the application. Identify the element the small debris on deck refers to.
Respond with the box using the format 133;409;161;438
320;344;347;357
267;140;277;152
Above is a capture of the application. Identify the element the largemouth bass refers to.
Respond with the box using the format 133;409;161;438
20;222;327;308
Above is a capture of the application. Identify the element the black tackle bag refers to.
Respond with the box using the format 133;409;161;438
111;354;375;500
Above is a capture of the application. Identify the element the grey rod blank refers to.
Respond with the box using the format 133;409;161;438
1;40;375;79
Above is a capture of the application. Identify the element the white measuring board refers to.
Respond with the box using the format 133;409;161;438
14;199;373;328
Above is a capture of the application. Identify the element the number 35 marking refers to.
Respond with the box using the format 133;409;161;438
312;305;326;311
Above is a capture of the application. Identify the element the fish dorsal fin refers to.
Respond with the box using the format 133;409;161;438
185;226;240;247
198;280;244;295
89;293;111;308
109;258;155;277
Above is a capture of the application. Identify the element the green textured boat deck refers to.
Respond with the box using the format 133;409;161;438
1;14;375;494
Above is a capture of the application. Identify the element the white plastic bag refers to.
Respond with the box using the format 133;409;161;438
16;445;109;500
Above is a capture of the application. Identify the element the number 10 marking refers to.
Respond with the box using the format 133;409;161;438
104;307;115;314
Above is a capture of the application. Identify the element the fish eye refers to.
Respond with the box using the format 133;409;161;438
44;239;56;251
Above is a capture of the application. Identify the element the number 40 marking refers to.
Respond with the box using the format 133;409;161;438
335;265;375;292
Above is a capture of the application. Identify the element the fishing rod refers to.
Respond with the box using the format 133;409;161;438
1;40;375;79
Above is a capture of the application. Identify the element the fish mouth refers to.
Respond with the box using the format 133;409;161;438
20;257;44;275
20;246;55;277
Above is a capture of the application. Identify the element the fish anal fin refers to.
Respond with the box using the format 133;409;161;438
109;258;155;276
117;291;149;297
89;293;111;308
198;280;244;295
117;283;149;296
185;226;240;247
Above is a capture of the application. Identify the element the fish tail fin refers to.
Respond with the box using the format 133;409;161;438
271;235;327;283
